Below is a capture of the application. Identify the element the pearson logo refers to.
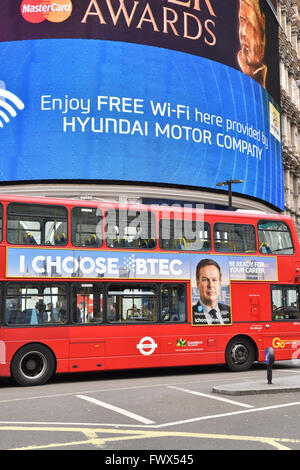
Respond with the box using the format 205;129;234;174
21;0;72;24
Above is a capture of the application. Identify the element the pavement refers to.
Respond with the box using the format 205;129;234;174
213;369;300;396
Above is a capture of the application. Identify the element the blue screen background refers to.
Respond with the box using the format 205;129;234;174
0;39;284;209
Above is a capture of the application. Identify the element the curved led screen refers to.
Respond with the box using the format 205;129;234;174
0;0;283;209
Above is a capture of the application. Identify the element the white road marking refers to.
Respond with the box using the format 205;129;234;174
280;369;300;373
154;400;300;428
76;394;155;425
168;385;253;408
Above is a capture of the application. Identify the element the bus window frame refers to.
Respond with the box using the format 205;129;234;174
106;281;159;324
270;284;300;322
158;219;211;252
4;281;69;327
258;219;295;255
71;281;104;324
104;208;157;250
160;283;188;323
6;201;68;247
213;221;256;254
71;206;103;248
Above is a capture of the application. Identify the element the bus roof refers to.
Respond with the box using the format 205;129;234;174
0;194;288;221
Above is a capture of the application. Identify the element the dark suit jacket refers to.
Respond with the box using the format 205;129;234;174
192;301;231;324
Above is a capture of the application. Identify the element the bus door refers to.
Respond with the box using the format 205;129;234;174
69;283;106;372
104;283;161;370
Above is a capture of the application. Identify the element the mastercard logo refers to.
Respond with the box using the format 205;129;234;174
21;0;72;23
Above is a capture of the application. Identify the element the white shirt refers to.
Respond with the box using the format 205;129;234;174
199;300;224;325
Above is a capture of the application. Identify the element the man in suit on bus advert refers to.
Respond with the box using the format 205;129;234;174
193;258;231;325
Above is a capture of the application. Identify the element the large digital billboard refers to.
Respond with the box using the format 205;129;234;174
0;0;283;209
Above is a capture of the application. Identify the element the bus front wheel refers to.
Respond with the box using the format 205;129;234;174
225;336;255;372
11;344;55;386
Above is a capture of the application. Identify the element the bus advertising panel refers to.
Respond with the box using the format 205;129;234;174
6;247;278;326
0;0;283;209
6;247;278;281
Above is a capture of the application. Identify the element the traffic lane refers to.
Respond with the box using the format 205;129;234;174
0;362;299;412
1;365;300;450
0;380;253;426
1;415;299;451
0;366;300;428
0;363;253;406
0;364;274;425
74;385;253;426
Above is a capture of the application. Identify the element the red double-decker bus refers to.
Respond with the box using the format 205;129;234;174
0;194;299;386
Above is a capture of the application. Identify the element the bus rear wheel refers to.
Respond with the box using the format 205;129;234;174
225;337;255;372
11;344;55;386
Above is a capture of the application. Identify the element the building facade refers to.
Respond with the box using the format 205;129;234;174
279;0;300;230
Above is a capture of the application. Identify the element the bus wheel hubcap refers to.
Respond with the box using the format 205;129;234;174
20;352;46;378
231;344;248;364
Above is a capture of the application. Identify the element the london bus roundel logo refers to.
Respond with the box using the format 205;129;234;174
137;337;158;356
21;0;73;24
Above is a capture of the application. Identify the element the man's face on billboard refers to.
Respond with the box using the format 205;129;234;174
239;0;265;67
196;264;221;309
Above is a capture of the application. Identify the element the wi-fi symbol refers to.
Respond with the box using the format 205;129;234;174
0;89;25;128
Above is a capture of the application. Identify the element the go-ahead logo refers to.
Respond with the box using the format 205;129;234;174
21;0;72;24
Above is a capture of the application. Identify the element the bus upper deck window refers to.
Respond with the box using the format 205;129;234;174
159;220;211;251
105;209;156;250
7;203;68;246
213;223;256;253
258;221;294;255
71;207;103;247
